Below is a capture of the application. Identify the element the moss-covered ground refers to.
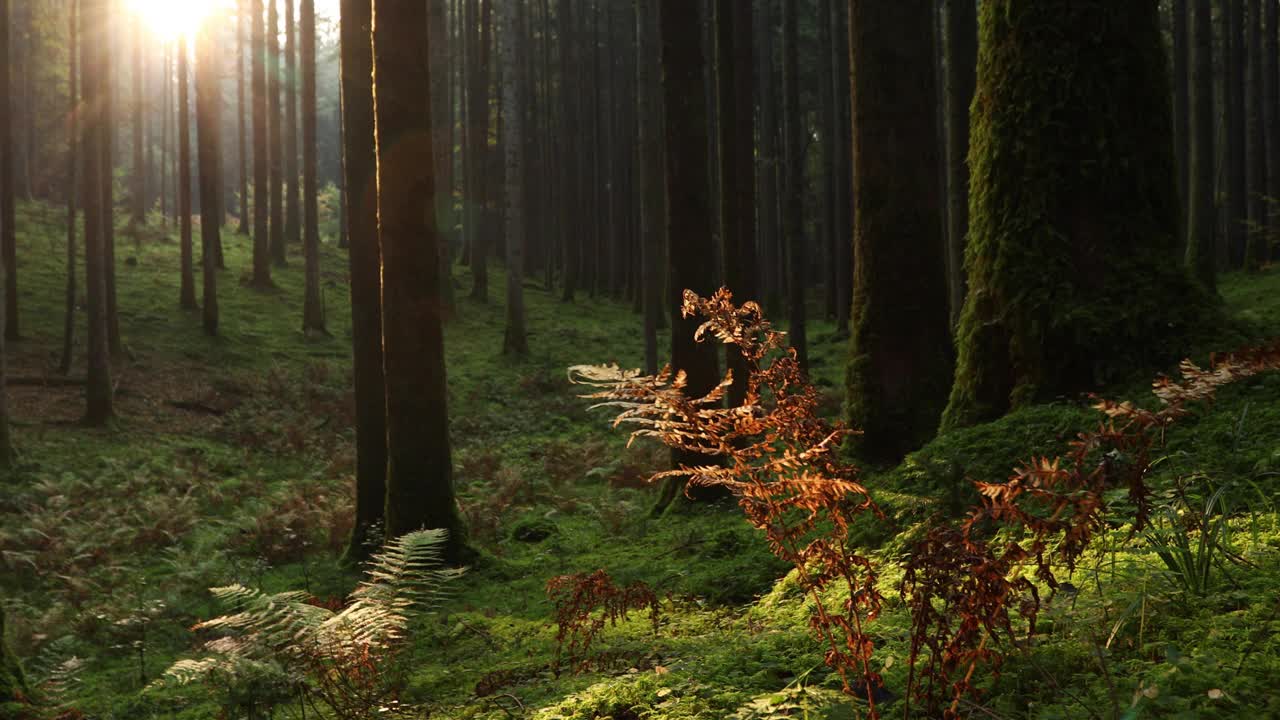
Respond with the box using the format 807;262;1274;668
1;201;1278;719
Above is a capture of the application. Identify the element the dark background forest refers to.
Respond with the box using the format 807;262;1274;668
0;0;1279;718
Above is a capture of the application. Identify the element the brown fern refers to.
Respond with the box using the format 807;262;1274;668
545;570;660;673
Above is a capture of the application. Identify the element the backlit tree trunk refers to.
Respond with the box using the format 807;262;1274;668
251;0;272;286
178;37;196;311
195;24;220;336
300;0;323;334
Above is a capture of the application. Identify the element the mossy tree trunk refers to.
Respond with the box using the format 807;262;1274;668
339;0;386;562
942;0;1205;431
372;0;466;562
845;2;954;462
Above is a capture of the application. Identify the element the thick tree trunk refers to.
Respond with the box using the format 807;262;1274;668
195;27;220;336
655;0;724;512
339;0;387;563
372;0;465;561
1188;0;1217;288
251;0;272;286
300;0;323;334
845;1;953;463
178;37;196;311
944;1;1205;430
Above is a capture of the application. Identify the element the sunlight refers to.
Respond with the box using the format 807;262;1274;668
127;0;224;41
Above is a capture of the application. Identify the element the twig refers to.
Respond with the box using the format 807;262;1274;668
486;692;526;719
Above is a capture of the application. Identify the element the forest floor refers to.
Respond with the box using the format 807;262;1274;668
1;201;1280;720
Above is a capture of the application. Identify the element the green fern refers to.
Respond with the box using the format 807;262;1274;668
157;529;463;717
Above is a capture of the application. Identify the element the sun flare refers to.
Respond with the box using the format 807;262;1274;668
127;0;223;41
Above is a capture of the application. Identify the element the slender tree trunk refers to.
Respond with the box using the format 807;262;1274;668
1174;0;1189;216
238;0;249;235
757;0;780;315
159;45;169;227
717;0;756;407
61;0;79;377
373;0;465;561
1266;0;1279;250
339;0;386;563
130;20;145;227
0;0;16;343
468;0;492;302
559;0;578;301
430;0;456;320
195;24;220;336
251;0;272;285
103;2;119;356
501;0;528;355
285;0;300;250
82;0;113;425
1228;0;1247;266
178;38;196;311
300;0;323;334
832;0;852;336
637;0;662;376
781;0;806;370
1247;0;1266;269
268;0;286;266
1189;0;1218;288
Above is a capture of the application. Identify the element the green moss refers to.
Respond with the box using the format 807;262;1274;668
942;0;1214;431
0;607;26;706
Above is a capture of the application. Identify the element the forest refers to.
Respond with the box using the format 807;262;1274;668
0;0;1279;718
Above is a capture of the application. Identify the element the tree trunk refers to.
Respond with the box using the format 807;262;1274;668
268;0;285;266
61;0;79;376
0;0;16;343
238;0;249;234
1173;0;1189;216
339;0;387;563
178;37;196;311
845;1;953;463
1228;0;1247;266
1266;0;1279;255
942;0;977;328
757;0;780;315
501;0;528;355
82;0;113;425
558;0;578;302
944;1;1205;431
655;0;723;512
430;0;456;320
1188;0;1217;288
284;0;300;251
195;25;220;336
1247;0;1266;270
637;0;662;376
372;0;465;561
300;0;323;334
832;0;852;336
782;0;806;370
717;0;756;408
251;0;272;286
130;20;145;227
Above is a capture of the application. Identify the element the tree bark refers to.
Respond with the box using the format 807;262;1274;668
1247;0;1266;270
60;0;79;376
130;19;145;227
1173;0;1189;215
945;0;1205;430
1228;0;1247;266
372;0;465;561
637;0;662;376
238;0;249;234
339;0;387;563
0;0;17;343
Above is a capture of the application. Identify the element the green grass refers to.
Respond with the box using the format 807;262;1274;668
2;199;1280;719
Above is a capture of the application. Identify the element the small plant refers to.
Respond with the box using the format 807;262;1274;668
159;529;464;719
1144;480;1242;596
546;570;661;673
